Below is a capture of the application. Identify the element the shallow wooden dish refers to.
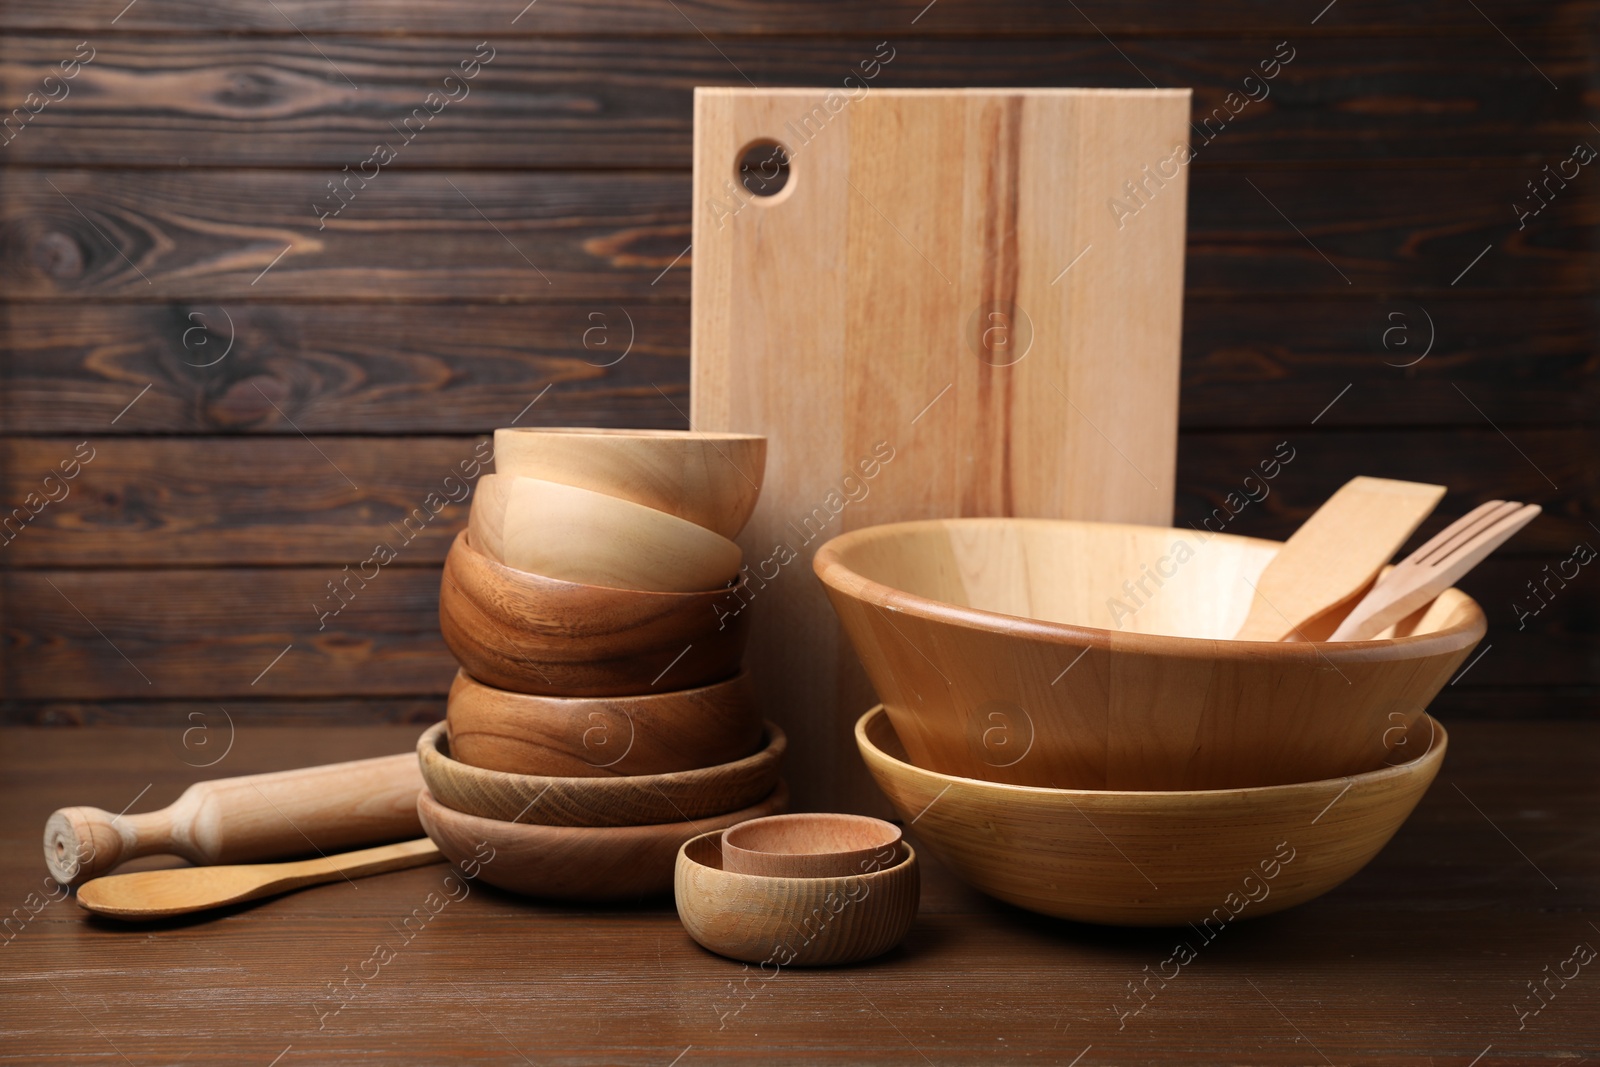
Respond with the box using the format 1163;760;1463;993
419;781;787;902
440;531;749;696
857;705;1444;926
446;670;763;778
816;518;1483;790
721;813;902;879
472;474;743;593
417;720;785;826
676;830;918;965
493;427;766;540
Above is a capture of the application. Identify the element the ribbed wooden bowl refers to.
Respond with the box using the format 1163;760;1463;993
417;720;785;826
856;705;1446;926
676;831;919;966
439;531;749;696
816;518;1483;790
419;781;788;901
493;427;766;540
446;670;763;777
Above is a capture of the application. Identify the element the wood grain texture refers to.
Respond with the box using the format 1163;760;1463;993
446;669;763;778
856;705;1447;925
1;723;1596;1062
3;299;1594;436
692;87;1192;810
75;837;443;920
677;831;918;965
43;752;422;885
417;720;785;826
0;0;1591;34
1;35;1589;166
817;518;1482;791
720;812;902;879
2;165;1590;301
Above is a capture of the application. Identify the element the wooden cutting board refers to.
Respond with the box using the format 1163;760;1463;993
691;88;1192;811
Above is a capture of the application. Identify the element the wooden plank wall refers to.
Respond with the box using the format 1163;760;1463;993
1;0;1595;730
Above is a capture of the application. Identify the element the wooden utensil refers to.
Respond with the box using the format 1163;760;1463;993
493;428;767;539
418;720;785;826
720;812;902;879
676;830;918;966
75;839;442;921
417;782;788;901
44;753;423;887
446;670;763;778
1232;476;1446;642
476;474;744;594
815;517;1483;790
692;88;1192;811
1328;500;1541;642
439;531;749;696
857;705;1445;926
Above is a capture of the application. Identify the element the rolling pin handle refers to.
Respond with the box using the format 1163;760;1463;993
44;806;168;887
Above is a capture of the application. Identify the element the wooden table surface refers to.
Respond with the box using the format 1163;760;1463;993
2;721;1595;1066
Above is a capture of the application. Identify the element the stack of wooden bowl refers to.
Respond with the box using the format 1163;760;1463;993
419;427;787;901
815;517;1486;926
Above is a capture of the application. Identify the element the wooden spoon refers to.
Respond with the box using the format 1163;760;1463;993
1327;500;1540;641
75;838;442;920
1233;476;1445;641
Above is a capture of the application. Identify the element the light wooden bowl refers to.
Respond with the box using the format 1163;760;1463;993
440;531;749;696
419;781;788;902
721;813;903;879
857;705;1444;926
816;518;1484;790
470;474;743;594
493;427;766;539
676;831;919;965
446;670;763;778
417;720;785;826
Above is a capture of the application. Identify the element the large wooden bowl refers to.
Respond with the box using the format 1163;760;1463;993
675;831;918;966
446;670;763;777
815;518;1484;790
439;531;749;696
470;474;743;594
856;706;1445;926
493;427;766;539
417;720;785;826
418;781;787;901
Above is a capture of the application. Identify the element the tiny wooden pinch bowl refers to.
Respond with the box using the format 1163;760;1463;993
493;427;766;540
447;670;763;778
816;518;1484;790
440;531;749;697
486;474;744;594
418;720;785;826
420;782;788;902
676;831;919;966
721;813;903;879
857;706;1446;926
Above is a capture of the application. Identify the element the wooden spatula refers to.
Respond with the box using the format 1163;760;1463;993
1327;500;1540;641
75;838;442;920
1233;476;1446;642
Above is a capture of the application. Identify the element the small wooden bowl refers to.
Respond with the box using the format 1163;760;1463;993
816;518;1484;790
440;531;749;696
493;428;767;539
675;831;919;966
721;813;903;879
417;720;785;826
472;473;743;594
857;705;1447;926
419;781;788;902
446;670;763;778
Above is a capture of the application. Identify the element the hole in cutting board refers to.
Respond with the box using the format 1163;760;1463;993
736;140;791;198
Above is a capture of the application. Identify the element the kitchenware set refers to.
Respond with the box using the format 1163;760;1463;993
42;88;1542;956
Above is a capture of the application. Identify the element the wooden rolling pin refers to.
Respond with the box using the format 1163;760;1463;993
44;752;423;887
